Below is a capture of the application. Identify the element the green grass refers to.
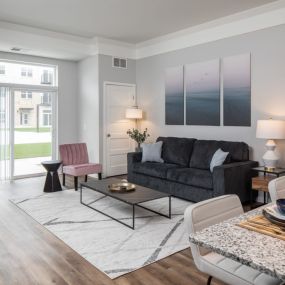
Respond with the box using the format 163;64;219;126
1;142;51;160
15;128;51;133
14;143;51;159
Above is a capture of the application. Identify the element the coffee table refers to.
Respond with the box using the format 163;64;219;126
80;178;171;229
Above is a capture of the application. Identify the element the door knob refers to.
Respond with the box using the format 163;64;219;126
107;134;111;137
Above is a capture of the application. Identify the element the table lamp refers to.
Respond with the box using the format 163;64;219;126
125;106;143;128
256;119;285;170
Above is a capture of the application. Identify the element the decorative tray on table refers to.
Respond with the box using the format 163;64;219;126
263;205;285;227
108;180;136;193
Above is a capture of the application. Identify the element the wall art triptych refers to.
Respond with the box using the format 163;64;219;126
165;66;184;125
185;59;220;126
223;54;251;126
165;53;251;127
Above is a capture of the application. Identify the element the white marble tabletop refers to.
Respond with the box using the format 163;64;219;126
189;206;285;281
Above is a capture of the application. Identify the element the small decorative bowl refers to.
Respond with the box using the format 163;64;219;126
276;199;285;215
108;180;136;192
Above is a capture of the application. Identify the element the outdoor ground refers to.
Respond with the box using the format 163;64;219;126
13;128;51;176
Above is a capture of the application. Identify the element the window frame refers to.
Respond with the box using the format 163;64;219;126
0;59;58;179
20;112;29;125
0;59;58;87
21;91;33;99
41;92;51;104
42;110;52;126
21;67;33;78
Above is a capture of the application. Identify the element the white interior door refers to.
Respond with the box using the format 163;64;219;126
104;83;136;177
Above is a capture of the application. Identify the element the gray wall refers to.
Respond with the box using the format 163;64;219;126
78;54;136;165
0;51;78;147
98;54;136;163
78;55;100;162
136;24;285;165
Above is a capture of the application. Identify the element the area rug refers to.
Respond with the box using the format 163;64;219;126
11;189;192;279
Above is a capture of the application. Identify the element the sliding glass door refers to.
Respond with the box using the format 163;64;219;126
0;60;58;180
0;87;11;180
12;89;56;177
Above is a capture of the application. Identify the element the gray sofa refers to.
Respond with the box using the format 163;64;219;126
127;137;258;203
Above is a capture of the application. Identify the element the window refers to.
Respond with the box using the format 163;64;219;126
41;70;53;85
41;93;51;104
0;61;57;87
21;67;33;77
21;91;32;99
20;112;29;125
0;65;5;75
42;110;51;126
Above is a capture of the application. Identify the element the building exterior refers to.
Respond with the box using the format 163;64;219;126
14;90;52;129
0;61;55;129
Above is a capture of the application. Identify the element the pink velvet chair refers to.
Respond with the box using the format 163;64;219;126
59;143;102;190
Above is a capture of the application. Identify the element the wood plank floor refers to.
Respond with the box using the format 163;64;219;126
0;176;227;285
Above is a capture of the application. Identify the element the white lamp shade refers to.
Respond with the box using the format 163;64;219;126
125;107;143;119
256;119;285;139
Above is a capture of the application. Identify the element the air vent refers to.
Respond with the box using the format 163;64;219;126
113;57;127;69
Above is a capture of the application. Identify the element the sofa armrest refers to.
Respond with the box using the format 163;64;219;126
127;152;142;164
212;160;258;203
127;152;142;182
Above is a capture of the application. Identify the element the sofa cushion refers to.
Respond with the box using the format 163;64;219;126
190;140;249;170
63;163;102;177
210;148;229;172
157;137;196;167
133;162;179;179
141;141;164;163
167;168;213;190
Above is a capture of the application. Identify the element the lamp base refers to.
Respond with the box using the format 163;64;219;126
262;139;278;170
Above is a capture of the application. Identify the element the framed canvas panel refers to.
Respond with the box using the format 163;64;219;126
223;54;251;126
185;59;220;126
165;66;184;125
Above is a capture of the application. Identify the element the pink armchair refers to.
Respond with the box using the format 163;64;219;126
59;143;102;190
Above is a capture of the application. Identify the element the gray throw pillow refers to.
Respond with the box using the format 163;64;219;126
141;141;164;163
210;148;229;172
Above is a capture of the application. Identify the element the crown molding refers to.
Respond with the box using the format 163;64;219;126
0;21;136;60
0;21;94;60
0;0;285;61
95;37;136;59
135;0;285;59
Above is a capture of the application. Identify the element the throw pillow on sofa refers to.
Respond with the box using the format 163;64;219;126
210;148;229;172
141;141;164;163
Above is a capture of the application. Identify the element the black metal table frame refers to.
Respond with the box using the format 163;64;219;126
80;184;171;230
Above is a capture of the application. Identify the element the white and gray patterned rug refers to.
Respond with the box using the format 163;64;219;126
11;189;192;279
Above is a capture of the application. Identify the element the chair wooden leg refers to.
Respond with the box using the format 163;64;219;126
98;173;102;180
74;176;78;191
85;175;88;182
62;173;65;186
207;276;212;285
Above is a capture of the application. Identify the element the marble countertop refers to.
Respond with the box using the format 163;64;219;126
189;206;285;281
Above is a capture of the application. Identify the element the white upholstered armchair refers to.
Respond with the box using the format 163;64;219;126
269;176;285;203
184;195;281;285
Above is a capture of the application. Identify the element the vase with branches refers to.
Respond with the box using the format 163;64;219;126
127;128;150;152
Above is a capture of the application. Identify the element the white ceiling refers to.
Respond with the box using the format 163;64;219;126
0;0;277;43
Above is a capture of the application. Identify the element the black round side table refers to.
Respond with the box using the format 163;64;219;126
42;160;62;193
